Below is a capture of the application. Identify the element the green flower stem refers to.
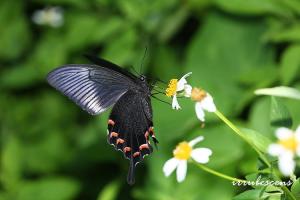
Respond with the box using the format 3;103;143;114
194;162;247;183
273;173;296;200
214;110;271;168
214;110;296;200
281;185;296;200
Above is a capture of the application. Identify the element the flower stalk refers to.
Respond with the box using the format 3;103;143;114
214;110;271;168
194;162;247;183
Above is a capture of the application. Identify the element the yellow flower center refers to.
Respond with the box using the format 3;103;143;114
165;79;178;97
173;142;192;160
191;88;207;101
279;136;298;152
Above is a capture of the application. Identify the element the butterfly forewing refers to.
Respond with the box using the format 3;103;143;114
47;64;136;115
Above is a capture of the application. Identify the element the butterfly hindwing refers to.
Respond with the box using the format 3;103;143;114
47;64;137;115
107;91;156;184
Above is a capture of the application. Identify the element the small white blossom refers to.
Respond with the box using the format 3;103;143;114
163;136;212;182
189;88;216;122
32;7;64;28
268;126;300;176
165;72;192;110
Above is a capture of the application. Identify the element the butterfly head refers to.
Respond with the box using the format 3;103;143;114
139;75;146;82
137;75;152;95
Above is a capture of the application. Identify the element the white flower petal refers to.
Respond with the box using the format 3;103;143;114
275;127;293;140
195;102;205;121
176;72;192;91
176;160;187;183
268;144;284;156
172;95;181;110
32;7;63;28
199;93;216;112
163;158;179;177
188;136;204;147
278;151;295;177
296;125;300;134
191;148;212;164
32;11;44;24
184;84;192;97
181;72;192;80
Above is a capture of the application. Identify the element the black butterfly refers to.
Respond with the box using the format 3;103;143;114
46;55;159;185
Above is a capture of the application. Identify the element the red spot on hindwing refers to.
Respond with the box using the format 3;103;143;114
110;132;118;138
123;147;131;153
133;152;140;157
149;127;155;136
144;131;149;140
139;144;149;150
116;138;125;145
108;119;115;126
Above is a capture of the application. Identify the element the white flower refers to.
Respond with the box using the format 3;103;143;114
267;126;300;176
32;7;64;28
165;72;192;110
189;88;216;122
163;136;212;182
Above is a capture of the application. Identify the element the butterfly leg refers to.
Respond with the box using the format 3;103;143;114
148;127;159;149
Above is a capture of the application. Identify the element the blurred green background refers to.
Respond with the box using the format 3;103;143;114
1;0;300;199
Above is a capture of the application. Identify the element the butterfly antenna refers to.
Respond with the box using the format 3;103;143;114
148;77;167;85
155;78;168;85
139;46;148;74
152;85;166;91
151;86;165;94
129;66;140;76
127;159;135;185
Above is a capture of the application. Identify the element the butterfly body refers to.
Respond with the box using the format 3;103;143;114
46;57;158;184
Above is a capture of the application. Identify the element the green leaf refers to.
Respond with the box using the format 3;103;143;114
241;128;272;153
233;189;263;200
291;178;300;199
266;24;300;43
0;136;23;191
32;0;88;7
28;32;67;76
233;188;281;200
102;27;138;66
97;180;120;200
281;0;300;15
64;14;123;51
17;177;80;200
24;133;73;173
255;86;300;100
0;65;40;89
157;6;189;42
214;0;292;17
270;97;292;128
192;124;244;167
280;44;300;85
0;1;31;60
117;0;145;22
249;97;273;137
186;11;275;114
